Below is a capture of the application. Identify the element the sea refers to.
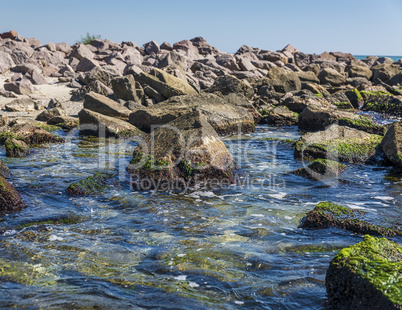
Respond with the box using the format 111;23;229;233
354;55;402;62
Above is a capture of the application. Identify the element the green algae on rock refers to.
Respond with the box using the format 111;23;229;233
66;172;116;195
326;235;402;310
293;159;347;180
381;121;402;168
0;176;26;212
339;115;387;135
4;138;30;158
299;202;401;237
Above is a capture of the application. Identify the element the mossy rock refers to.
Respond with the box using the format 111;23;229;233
339;115;387;135
332;101;354;110
326;235;402;309
361;91;402;116
293;159;347;180
0;160;11;178
299;202;401;237
66;172;116;196
4;138;30;158
345;88;364;109
0;176;26;212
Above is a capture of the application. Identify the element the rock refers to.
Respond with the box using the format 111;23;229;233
0;89;18;98
0;160;10;178
238;58;256;71
160;42;173;51
55;42;72;54
76;57;99;72
345;88;364;109
0;51;16;73
11;63;40;74
264;67;302;93
69;44;94;60
111;75;144;102
318;68;347;86
47;116;79;131
84;66;121;86
300;202;400;236
26;70;47;85
371;64;400;82
143;85;165;103
381;121;402;167
325;92;354;110
326;235;402;309
293;159;347;180
190;37;219;55
9;124;64;145
127;109;236;191
129;93;256;136
136;68;197;99
71;80;113;101
143;41;160;55
5;98;38;112
297;71;320;83
78;109;142;138
266;106;298;126
216;54;240;71
282;96;330;113
295;124;383;163
206;75;254;99
0;176;26;212
4;78;35;95
347;65;373;80
66;172;115;196
4;138;30;158
362;92;402;116
388;74;402;86
0;115;9;127
298;106;358;131
36;107;66;122
0;30;18;40
83;92;131;119
338;115;387;135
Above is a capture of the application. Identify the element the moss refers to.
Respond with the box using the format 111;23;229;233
339;116;387;135
259;108;270;117
330;235;402;306
264;137;295;144
314;93;324;99
33;122;62;132
180;160;205;178
130;152;170;169
360;90;393;98
282;243;344;254
293;159;347;180
66;172;115;196
333;102;353;109
17;214;81;229
315;201;354;216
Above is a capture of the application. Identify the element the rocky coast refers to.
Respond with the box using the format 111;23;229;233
0;30;401;309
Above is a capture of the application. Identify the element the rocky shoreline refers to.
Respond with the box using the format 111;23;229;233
0;30;401;308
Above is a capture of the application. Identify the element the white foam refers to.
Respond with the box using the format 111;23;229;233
373;196;394;201
174;275;187;281
268;192;286;199
49;235;63;241
189;282;200;288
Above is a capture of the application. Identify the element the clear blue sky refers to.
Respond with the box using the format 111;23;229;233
2;0;402;55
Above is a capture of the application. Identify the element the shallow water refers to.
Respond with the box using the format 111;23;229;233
0;125;401;309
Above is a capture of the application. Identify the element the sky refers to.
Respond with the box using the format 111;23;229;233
1;0;402;55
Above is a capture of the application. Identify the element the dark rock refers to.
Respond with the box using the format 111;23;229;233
66;172;115;196
160;42;173;51
381;121;402;168
206;75;254;99
47;116;79;131
4;138;30;157
127;109;236;191
36;107;66;122
325;92;354;110
78;108;142;138
0;30;18;40
0;160;10;178
318;68;347;86
143;41;160;55
266;106;298;126
326;235;402;309
0;176;26;212
143;85;165;103
71;80;113;101
293;159;347;180
9;123;64;145
83;92;131;119
282;96;332;114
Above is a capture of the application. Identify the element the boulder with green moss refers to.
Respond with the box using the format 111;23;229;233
381;121;402;168
66;172;115;195
326;92;354;110
339;115;387;135
326;235;402;309
127;109;236;190
300;202;401;236
295;124;383;163
361;89;402;116
293;159;347;180
4;138;30;158
345;88;364;109
9;123;64;146
0;176;26;212
266;105;298;126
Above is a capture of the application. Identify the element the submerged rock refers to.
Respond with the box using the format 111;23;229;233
127;109;236;191
300;202;400;236
0;160;11;178
293;159;347;180
295;124;383;163
0;176;26;212
326;235;402;309
66;172;116;196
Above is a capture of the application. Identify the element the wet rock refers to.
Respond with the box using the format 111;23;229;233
295;124;383;163
78;108;142;138
0;176;26;212
0;160;10;178
326;235;402;309
10;123;64;145
4;138;30;157
266;106;298;126
36;107;66;122
206;75;254;99
136;68;197;99
338;115;387;135
66;172;115;196
83;92;131;119
362;92;402;116
111;75;144;102
345;88;364;109
298;106;358;131
129;93;256;136
127;109;236;191
47;116;79;131
318;68;347;86
381;121;402;168
293;159;347;180
300;202;401;236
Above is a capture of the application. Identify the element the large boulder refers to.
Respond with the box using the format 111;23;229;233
69;44;94;60
298;106;359;131
36;107;66;122
0;51;16;73
206;75;254;99
5;98;38;112
381;121;402;167
0;176;26;212
4;78;35;95
295;124;383;163
9;124;64;145
318;68;347;86
265;67;302;93
326;235;402;310
78;109;142;138
127;109;236;190
128;93;256;136
347;65;373;80
71;80;113;101
136;67;197;100
4;138;30;158
266;106;298;126
111;75;144;102
371;64;400;82
83;92;131;119
282;96;333;113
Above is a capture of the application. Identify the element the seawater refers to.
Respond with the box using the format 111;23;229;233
0;125;401;309
354;55;402;62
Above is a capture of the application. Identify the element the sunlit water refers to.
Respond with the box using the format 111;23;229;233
0;124;401;309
